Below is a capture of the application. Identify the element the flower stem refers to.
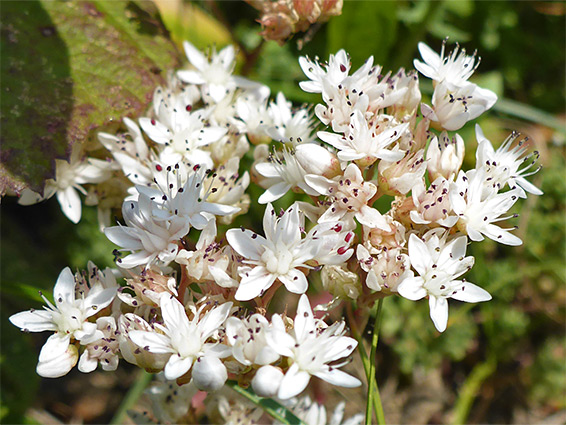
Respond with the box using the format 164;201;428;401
365;298;385;425
227;380;307;425
109;370;153;425
450;353;497;425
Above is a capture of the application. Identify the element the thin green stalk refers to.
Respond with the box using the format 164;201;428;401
450;353;497;425
227;380;307;425
109;370;153;425
348;303;382;420
365;298;385;425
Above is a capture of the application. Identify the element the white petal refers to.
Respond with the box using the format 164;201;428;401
9;310;55;332
128;330;173;354
84;287;117;317
160;295;191;336
356;206;390;231
57;186;82;223
198;302;233;341
397;276;427;301
53;267;76;305
314;368;362;388
408;234;432;276
78;351;98;373
226;229;266;261
450;281;492;303
278;269;308;294
294;294;315;342
277;363;311;399
183;41;207;71
177;69;206;84
164;354;193;380
235;267;276;301
258;181;290;204
265;329;296;358
37;333;77;378
429;296;449;332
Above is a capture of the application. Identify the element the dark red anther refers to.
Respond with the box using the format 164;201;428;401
345;232;353;243
151;119;156;125
337;246;348;255
333;223;342;232
340;64;347;72
155;164;163;171
186;105;192;111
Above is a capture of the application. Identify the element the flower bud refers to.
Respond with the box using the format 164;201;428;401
378;149;427;196
295;143;341;178
252;365;284;397
192;356;228;392
426;131;464;181
321;264;361;300
118;313;169;372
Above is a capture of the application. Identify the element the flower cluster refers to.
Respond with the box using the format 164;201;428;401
11;40;541;423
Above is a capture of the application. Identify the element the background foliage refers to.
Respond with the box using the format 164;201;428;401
1;1;564;423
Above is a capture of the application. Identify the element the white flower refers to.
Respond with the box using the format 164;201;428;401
414;41;480;87
266;92;316;144
255;147;321;204
422;80;497;131
104;192;190;269
398;233;491;332
18;148;112;223
98;117;152;186
118;313;170;371
145;376;198;423
225;314;280;367
226;203;353;301
78;316;120;373
317;110;407;166
177;41;260;103
279;396;363;425
357;244;411;293
475;124;542;198
129;295;232;380
9;266;117;377
378;149;427;196
299;49;352;94
410;176;459;227
306;163;391;230
138;165;239;230
450;169;523;245
266;294;361;399
139;110;224;169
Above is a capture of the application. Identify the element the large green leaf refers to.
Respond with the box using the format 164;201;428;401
0;0;181;195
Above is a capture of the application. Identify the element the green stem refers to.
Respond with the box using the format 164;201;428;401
347;304;382;419
109;370;153;425
450;353;497;425
227;380;307;425
365;298;386;425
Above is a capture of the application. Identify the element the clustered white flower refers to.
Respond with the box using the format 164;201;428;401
11;40;541;424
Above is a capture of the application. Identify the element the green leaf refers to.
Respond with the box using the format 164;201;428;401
327;1;398;68
0;0;181;195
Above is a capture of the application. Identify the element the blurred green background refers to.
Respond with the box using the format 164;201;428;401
1;1;564;423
